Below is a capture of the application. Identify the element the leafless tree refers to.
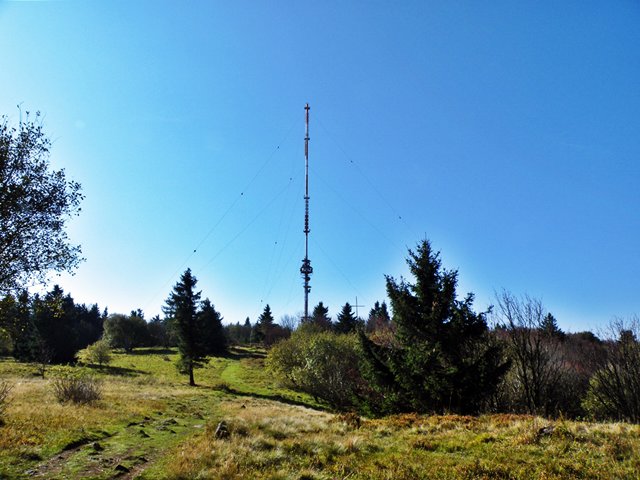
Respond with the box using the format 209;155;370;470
494;291;565;415
585;316;640;422
279;314;299;333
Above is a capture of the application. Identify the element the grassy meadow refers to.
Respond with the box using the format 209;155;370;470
1;348;639;479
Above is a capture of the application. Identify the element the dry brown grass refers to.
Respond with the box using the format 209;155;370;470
157;401;640;480
4;351;640;479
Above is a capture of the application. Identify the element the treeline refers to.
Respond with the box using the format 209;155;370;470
0;284;230;369
267;240;640;423
0;285;290;367
0;286;104;364
1;240;638;423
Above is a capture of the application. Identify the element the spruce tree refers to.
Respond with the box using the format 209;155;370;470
309;301;332;331
360;240;508;414
200;298;226;355
366;301;391;332
163;269;206;386
256;304;275;346
541;313;565;340
335;302;360;334
1;291;40;361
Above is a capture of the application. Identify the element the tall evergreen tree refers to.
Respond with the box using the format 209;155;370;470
33;286;79;363
360;240;508;414
1;291;40;361
335;302;360;334
255;304;276;346
308;301;332;331
200;298;226;355
366;300;391;333
541;313;565;340
163;269;206;386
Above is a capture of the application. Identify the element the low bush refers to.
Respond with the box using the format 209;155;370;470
76;339;112;366
266;330;367;410
52;373;102;405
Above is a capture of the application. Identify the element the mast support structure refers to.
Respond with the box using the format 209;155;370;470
300;103;313;321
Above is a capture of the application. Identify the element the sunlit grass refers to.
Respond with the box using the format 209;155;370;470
157;400;640;480
2;349;640;479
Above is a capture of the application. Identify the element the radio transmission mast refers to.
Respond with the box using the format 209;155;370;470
300;103;313;321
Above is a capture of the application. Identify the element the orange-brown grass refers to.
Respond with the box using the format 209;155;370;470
156;402;640;480
4;351;640;479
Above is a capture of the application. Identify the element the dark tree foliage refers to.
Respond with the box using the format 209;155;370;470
0;287;102;364
254;304;280;346
103;312;149;352
31;286;102;363
32;286;77;364
199;298;226;356
0;291;39;360
366;300;391;333
163;269;207;386
541;313;565;340
335;302;361;334
147;315;176;348
0;112;83;293
304;301;332;332
360;240;509;415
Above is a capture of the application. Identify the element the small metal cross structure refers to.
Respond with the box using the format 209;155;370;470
353;296;365;319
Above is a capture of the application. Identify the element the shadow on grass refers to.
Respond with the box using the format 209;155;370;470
85;364;144;377
205;382;327;412
223;347;267;360
126;348;176;356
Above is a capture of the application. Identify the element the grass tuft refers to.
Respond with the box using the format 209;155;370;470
52;375;102;405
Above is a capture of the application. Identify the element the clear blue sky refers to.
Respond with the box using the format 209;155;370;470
1;1;638;332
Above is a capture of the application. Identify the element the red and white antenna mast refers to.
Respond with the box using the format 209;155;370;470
300;103;313;321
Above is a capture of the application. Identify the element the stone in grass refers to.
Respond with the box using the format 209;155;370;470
114;464;130;473
215;421;230;439
538;426;555;437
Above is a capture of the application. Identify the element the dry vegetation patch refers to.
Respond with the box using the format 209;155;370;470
3;351;640;479
159;405;640;480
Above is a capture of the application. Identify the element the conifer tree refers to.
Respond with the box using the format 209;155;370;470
360;240;508;414
366;300;391;332
541;313;565;340
164;269;206;386
308;301;332;331
256;304;276;346
200;298;226;355
335;302;360;334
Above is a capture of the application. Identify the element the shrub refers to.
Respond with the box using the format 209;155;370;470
52;372;102;405
76;339;112;366
0;380;12;420
266;330;367;410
